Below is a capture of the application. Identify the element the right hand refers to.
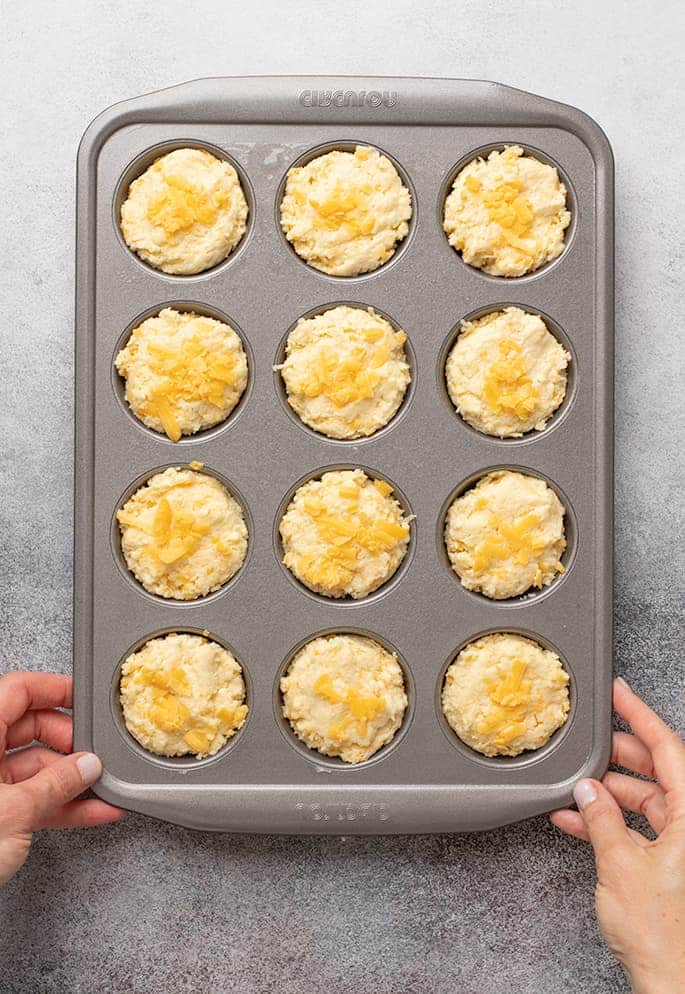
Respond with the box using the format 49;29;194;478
550;678;685;993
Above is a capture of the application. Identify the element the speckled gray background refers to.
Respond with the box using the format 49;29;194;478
1;1;683;992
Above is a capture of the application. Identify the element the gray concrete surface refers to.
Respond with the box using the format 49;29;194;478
1;1;683;991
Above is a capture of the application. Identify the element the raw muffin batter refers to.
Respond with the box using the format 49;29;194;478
279;145;412;276
115;307;248;441
441;632;570;757
444;470;566;600
279;468;411;599
445;307;570;437
120;147;248;275
443;145;571;277
276;305;411;439
117;466;248;600
120;632;248;758
281;633;408;763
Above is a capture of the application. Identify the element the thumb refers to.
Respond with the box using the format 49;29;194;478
15;752;102;827
573;778;633;869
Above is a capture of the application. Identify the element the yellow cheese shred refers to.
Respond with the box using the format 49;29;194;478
151;395;182;442
472;510;547;575
464;176;535;255
482;339;539;420
309;186;375;236
154;503;210;565
136;664;189;697
146;173;229;235
314;672;385;742
477;659;537;747
148;691;190;734
373;479;394;498
294;487;409;590
134;665;247;753
183;728;213;753
297;340;390;409
130;327;242;441
483;181;534;232
118;482;212;567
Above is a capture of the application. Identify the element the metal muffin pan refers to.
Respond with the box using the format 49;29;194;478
74;76;614;833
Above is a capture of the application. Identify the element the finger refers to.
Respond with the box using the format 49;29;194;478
550;806;648;848
36;799;126;830
0;672;72;751
610;730;655;778
549;808;589;840
4;745;63;782
12;752;103;827
6;709;73;753
603;770;667;834
613;678;685;795
573;778;636;868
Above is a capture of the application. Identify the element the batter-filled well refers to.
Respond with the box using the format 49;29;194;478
442;632;570;757
280;145;412;276
281;633;408;763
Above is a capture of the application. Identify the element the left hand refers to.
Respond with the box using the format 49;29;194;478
0;670;125;886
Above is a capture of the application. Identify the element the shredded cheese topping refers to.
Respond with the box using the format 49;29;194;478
296;330;400;409
279;469;411;598
115;308;248;441
313;672;385;743
481;182;535;252
445;470;567;600
307;185;376;236
280;633;408;763
120;633;248;757
146;170;231;235
117;467;248;600
481;338;540;419
441;633;570;757
470;509;550;576
476;659;540;747
277;305;410;440
443;145;570;277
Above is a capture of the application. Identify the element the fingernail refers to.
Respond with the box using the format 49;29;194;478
615;676;631;690
76;752;102;785
573;778;597;810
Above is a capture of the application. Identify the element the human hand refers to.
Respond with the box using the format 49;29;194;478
550;678;685;994
0;670;125;886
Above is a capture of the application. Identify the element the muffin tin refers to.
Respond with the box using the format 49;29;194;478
73;76;614;833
